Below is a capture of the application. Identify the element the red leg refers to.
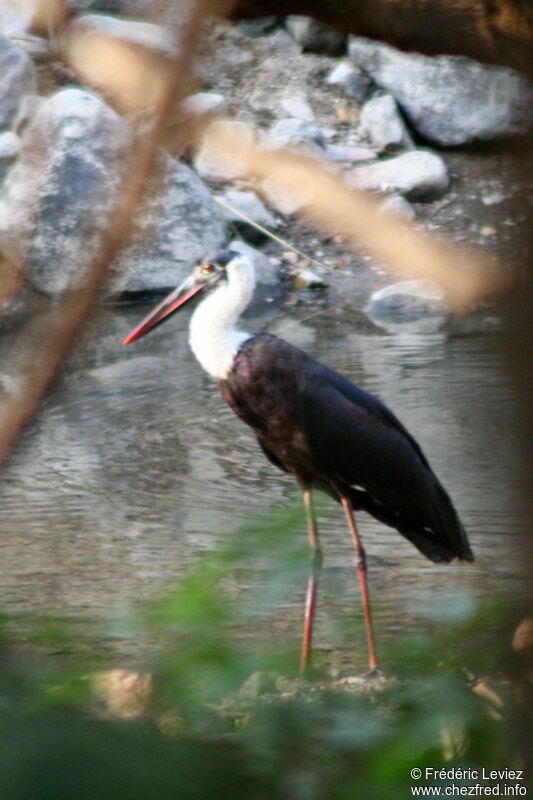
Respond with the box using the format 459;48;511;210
340;495;378;671
300;489;323;672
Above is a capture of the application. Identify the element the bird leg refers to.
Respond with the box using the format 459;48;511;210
300;488;323;672
340;495;378;672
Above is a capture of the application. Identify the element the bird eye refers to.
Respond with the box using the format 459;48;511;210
202;264;215;274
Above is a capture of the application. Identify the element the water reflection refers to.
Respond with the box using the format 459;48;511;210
0;302;526;663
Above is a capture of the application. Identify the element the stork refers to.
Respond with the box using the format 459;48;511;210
123;249;473;672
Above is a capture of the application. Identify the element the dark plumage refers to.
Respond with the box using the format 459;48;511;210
219;333;473;565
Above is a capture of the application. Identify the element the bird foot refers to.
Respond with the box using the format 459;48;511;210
361;666;384;680
339;666;385;685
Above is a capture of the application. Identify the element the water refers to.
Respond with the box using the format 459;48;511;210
0;300;526;665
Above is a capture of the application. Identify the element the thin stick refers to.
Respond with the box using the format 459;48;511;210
214;196;328;270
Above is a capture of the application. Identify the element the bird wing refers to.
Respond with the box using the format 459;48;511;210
300;366;427;505
298;359;473;562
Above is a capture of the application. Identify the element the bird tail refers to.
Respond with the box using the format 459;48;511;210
349;481;474;564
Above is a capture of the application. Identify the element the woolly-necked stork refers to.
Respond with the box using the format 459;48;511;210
123;249;473;672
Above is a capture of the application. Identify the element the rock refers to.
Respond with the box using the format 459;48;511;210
0;132;20;183
215;189;276;243
65;12;174;56
347;150;449;200
359;94;414;153
268;28;303;54
365;279;450;332
349;37;533;145
11;94;44;135
0;2;32;36
59;14;175;115
325;144;377;163
260;173;311;215
5;32;51;62
194;119;255;181
180;92;228;117
268;118;326;150
285;16;346;55
279;94;315;122
0;89;132;294
118;151;226;293
247;84;315;122
0;88;225;295
0;35;38;129
378;194;415;221
326;61;373;104
292;268;328;290
236;17;281;37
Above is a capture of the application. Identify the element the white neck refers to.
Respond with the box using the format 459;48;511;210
189;255;255;380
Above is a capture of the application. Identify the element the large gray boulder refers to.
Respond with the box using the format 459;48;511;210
349;37;533;146
0;34;38;129
0;89;132;294
0;88;226;295
120;152;226;293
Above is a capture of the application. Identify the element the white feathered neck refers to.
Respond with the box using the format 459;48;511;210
189;255;255;380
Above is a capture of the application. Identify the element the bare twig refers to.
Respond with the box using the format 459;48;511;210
0;0;211;468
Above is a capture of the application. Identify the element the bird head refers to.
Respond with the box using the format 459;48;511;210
123;249;241;345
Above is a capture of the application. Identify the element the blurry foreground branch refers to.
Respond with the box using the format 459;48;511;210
0;0;210;467
202;120;505;309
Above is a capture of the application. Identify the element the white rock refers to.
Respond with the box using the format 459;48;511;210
68;13;174;56
0;131;20;160
378;194;415;221
279;94;315;122
327;61;356;86
325;144;377;163
216;189;276;228
347;150;449;200
268;118;326;149
326;61;372;103
293;268;328;290
180;92;228;117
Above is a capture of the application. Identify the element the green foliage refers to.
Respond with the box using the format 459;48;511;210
0;506;524;799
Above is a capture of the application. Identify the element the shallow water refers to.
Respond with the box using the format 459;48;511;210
0;299;526;666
